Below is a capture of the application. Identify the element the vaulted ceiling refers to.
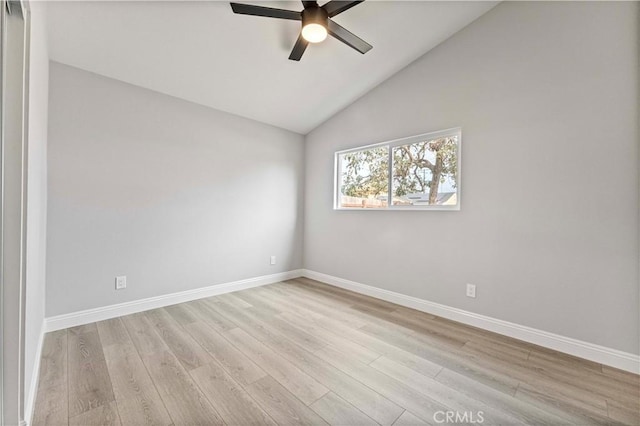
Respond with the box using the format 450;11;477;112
47;1;498;134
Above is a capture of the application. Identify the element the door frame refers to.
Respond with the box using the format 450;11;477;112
1;1;30;424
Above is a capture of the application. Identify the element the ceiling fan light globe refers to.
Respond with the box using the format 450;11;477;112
302;23;328;43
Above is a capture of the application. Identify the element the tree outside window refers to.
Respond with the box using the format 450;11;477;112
336;129;460;210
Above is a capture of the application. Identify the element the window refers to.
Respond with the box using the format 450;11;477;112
335;128;461;210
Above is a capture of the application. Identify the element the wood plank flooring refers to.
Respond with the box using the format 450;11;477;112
33;278;640;425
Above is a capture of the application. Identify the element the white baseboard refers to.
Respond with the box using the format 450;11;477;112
24;320;45;426
42;268;639;374
301;269;640;374
44;270;303;332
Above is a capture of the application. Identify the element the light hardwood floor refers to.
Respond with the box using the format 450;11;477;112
33;278;640;425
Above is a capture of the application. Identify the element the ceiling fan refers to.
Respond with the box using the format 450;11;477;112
230;1;372;61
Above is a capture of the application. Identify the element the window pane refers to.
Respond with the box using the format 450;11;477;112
392;136;458;206
339;146;389;208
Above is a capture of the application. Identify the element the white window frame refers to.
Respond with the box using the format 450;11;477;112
334;127;462;211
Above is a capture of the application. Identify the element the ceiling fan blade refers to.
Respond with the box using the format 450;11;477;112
327;19;372;54
288;33;309;61
321;0;363;17
230;3;301;20
302;1;318;7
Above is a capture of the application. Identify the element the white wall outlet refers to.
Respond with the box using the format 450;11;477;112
466;283;476;298
115;276;127;290
270;255;276;265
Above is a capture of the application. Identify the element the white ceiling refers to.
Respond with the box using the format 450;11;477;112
47;1;498;134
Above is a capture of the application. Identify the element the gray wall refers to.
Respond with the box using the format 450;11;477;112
24;1;49;419
46;62;305;316
304;1;639;354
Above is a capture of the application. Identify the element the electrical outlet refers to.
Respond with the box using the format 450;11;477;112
466;283;476;298
115;276;127;290
270;255;276;265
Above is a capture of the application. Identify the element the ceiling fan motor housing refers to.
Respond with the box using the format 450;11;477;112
302;6;328;29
